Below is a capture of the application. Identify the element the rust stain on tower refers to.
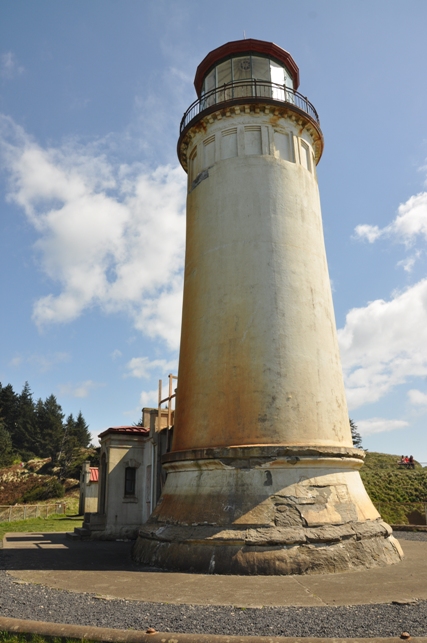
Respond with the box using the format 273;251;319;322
132;39;404;575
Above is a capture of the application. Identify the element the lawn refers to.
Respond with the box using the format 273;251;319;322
0;634;93;643
361;452;427;524
0;513;83;544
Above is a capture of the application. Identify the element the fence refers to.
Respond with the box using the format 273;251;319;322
0;503;66;523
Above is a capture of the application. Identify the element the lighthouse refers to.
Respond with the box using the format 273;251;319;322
133;39;403;574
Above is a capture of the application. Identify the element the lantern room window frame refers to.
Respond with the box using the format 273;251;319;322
201;54;294;96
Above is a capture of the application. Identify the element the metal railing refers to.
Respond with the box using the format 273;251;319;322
180;79;320;133
0;502;66;523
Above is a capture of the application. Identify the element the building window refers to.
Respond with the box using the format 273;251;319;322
124;467;136;496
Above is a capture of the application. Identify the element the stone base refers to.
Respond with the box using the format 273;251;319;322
132;446;404;575
133;521;402;575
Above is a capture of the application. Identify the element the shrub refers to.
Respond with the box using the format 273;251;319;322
21;478;65;503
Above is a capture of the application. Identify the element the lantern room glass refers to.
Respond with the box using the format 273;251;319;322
201;54;293;99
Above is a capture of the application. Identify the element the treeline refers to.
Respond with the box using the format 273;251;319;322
0;381;91;468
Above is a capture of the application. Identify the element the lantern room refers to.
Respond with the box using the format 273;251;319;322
194;38;300;97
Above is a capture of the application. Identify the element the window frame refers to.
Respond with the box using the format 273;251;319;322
124;466;136;497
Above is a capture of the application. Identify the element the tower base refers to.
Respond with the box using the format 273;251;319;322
132;447;403;575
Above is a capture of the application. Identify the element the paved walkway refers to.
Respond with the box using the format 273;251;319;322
2;532;426;608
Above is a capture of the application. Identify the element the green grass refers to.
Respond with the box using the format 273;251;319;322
0;513;83;543
361;452;427;524
0;633;94;643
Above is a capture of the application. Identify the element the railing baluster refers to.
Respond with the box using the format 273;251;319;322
180;80;320;133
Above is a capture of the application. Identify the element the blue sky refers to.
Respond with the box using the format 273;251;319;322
1;0;427;461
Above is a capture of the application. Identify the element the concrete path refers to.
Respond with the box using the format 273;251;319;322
2;532;426;608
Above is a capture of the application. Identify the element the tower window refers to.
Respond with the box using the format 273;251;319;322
124;467;136;496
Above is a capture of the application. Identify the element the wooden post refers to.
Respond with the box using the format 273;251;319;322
158;379;162;432
168;374;173;428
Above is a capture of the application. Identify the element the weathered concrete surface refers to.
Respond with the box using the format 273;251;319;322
175;110;343;452
133;449;402;574
1;533;424;607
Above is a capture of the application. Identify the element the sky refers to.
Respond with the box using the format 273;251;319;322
1;0;427;461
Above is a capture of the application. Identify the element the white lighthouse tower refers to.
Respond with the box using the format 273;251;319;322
133;39;403;574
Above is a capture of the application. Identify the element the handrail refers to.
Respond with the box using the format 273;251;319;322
180;79;320;133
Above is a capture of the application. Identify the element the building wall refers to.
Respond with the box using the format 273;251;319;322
79;461;98;514
95;432;152;539
84;481;98;513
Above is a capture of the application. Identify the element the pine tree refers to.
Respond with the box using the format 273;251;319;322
0;380;90;463
349;418;363;449
0;382;19;442
73;411;91;447
57;413;80;479
0;418;14;467
14;382;38;459
36;394;65;461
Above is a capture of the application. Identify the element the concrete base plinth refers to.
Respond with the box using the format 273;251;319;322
132;447;404;575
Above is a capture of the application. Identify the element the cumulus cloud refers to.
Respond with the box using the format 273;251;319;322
0;115;186;349
9;351;69;372
139;388;159;408
354;224;382;243
396;252;421;273
354;191;427;247
126;356;178;379
343;178;427;409
356;417;409;436
338;279;427;409
0;52;24;79
408;389;427;406
58;380;104;398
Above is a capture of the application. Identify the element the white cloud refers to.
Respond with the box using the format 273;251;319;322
408;389;427;406
338;279;427;409
354;224;382;243
354;191;427;247
0;52;24;79
58;380;104;398
0;115;186;349
9;356;23;367
356;417;409;436
396;252;421;273
139;388;158;408
126;356;177;379
111;349;122;360
9;351;69;372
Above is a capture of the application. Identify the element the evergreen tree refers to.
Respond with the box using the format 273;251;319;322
350;418;363;449
0;380;90;463
57;413;80;479
14;382;38;459
73;411;91;447
36;394;65;461
0;418;14;467
0;383;19;441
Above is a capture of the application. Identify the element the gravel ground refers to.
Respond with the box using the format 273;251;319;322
0;533;426;639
